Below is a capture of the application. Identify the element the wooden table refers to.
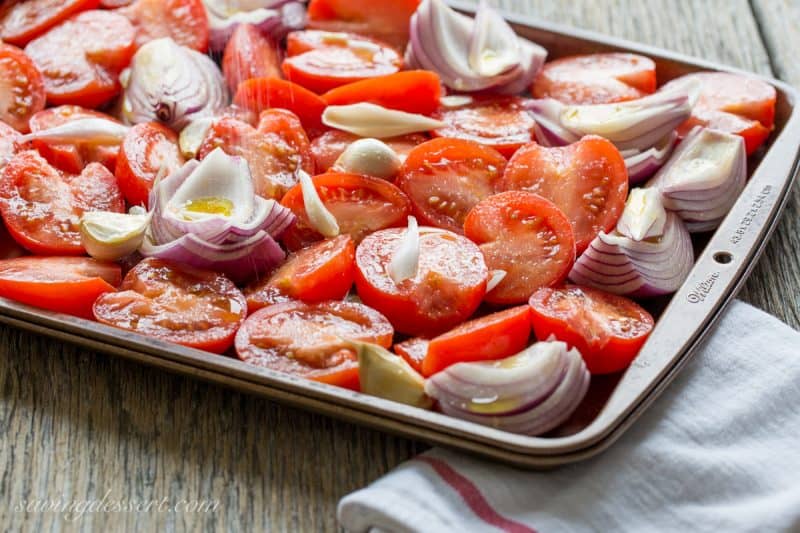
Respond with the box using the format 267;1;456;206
2;1;798;531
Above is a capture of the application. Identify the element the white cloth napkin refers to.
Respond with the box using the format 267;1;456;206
338;301;800;533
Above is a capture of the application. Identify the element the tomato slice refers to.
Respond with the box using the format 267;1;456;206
396;138;506;233
245;235;356;312
256;108;315;174
355;227;487;337
116;0;209;52
0;121;21;168
234;78;328;138
528;285;655;374
464;191;576;305
660;72;777;155
0;150;125;255
0;256;120;319
94;258;247;354
282;33;402;94
27;105;121;174
0;44;45;133
222;23;282;93
431;97;535;158
197;116;313;201
422;306;532;376
280;172;412;251
498;136;628;254
116;121;184;207
235;300;394;390
310;130;426;173
307;0;420;51
393;337;429;374
321;70;441;115
0;0;100;47
24;10;135;108
532;53;657;105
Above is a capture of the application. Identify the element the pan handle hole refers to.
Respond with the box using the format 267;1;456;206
713;251;733;264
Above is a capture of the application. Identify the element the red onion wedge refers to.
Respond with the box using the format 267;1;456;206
204;1;307;52
621;132;678;185
141;148;294;283
406;0;546;93
424;340;590;436
647;126;747;232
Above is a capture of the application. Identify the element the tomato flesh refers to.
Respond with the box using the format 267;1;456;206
116;121;184;207
321;70;441;115
529;285;655;374
0;43;46;133
464;191;576;305
235;300;394;390
393;337;429;374
233;78;328;138
307;0;420;51
93;258;247;354
223;23;282;93
310;130;426;173
355;227;488;337
0;256;120;319
117;0;209;52
0;121;21;168
0;0;101;47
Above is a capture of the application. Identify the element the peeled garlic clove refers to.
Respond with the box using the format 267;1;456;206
81;211;151;261
178;117;214;159
617;188;667;241
386;216;419;284
352;340;433;409
19;118;130;145
322;103;446;138
299;170;340;238
333;138;402;179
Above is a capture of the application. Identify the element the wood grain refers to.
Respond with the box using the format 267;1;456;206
0;2;796;532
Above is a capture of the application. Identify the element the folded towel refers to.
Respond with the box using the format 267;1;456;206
338;301;800;533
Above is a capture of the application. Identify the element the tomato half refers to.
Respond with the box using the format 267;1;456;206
464;191;576;305
393;337;429;374
116;0;209;52
0;256;120;319
116;121;184;207
355;227;488;337
321;70;441;115
222;23;282;93
660;72;776;154
235;300;394;390
0;151;125;255
233;78;327;138
0;121;21;168
432;97;536;158
422;306;532;376
396;138;506;233
25;10;135;108
528;285;655;374
197;116;313;201
93;258;247;354
532;53;657;105
282;32;402;94
307;0;420;50
498;136;628;253
256;108;315;175
280;172;412;251
245;235;356;312
0;0;100;47
310;130;426;173
0;44;45;133
27;105;121;174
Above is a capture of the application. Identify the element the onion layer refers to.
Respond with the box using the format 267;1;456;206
425;341;590;436
204;0;307;52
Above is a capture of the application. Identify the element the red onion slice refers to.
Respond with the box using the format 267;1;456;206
205;1;307;52
623;132;678;184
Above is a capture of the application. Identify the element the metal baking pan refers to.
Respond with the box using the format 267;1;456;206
1;3;797;468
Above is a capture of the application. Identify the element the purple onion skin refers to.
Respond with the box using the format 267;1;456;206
207;2;307;53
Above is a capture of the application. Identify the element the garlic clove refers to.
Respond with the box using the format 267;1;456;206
352;340;433;409
81;211;151;261
322;103;446;138
386;216;420;284
333;138;402;180
299;170;340;238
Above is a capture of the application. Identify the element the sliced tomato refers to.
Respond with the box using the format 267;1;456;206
197;116;313;201
0;121;21;168
532;53;657;105
660;72;776;154
498;136;628;253
222;23;282;93
116;0;209;52
432;97;535;158
280;172;411;251
25;10;135;108
355;227;487;337
93;258;246;353
464;191;576;305
0;0;100;47
528;285;655;374
233;78;327;138
282;33;402;94
116;121;184;207
422;306;532;376
310;130;427;173
0;44;45;133
307;0;420;51
27;105;121;174
235;300;394;390
245;235;356;312
0;150;125;255
321;70;441;115
286;29;390;56
393;337;429;374
256;108;315;174
396;138;506;233
0;256;120;319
